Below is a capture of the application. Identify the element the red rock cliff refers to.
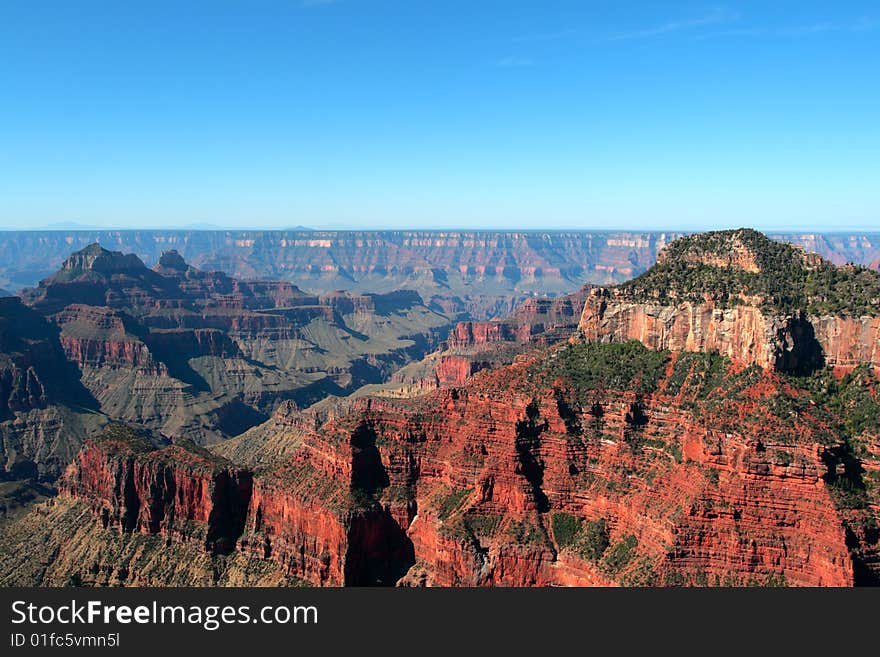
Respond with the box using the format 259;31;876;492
578;288;880;375
59;343;862;587
60;428;252;554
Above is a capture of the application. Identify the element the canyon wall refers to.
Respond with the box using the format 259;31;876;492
11;245;452;446
810;315;880;374
577;289;879;375
32;346;861;587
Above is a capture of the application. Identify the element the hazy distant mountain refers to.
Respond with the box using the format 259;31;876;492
182;222;226;230
40;221;103;230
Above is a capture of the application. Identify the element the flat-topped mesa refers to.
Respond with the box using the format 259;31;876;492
577;229;880;374
318;289;424;316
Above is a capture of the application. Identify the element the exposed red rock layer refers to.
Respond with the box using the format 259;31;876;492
12;245;451;445
578;288;880;376
57;351;858;586
7;230;880;587
447;287;590;350
61;431;252;554
577;289;814;371
388;287;593;393
811;316;880;374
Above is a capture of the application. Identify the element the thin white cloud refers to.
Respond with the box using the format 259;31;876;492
491;6;738;45
299;0;340;8
496;56;534;68
488;8;876;48
778;23;834;36
506;28;581;44
697;17;878;40
851;16;880;31
601;6;739;42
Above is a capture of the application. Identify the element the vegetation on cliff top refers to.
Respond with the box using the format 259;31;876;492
618;228;880;317
526;340;862;448
535;340;669;397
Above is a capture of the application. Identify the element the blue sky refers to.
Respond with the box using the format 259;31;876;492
1;1;878;231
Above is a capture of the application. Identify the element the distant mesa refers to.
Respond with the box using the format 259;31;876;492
183;222;225;230
41;221;102;230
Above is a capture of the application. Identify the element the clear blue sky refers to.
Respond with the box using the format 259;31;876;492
1;1;878;231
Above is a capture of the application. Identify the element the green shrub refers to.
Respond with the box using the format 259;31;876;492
551;512;582;549
578;519;611;562
438;488;473;520
601;534;638;575
531;341;669;399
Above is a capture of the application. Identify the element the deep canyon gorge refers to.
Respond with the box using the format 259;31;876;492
1;229;878;586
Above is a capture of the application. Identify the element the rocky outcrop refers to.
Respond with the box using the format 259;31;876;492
59;335;161;371
433;356;494;387
144;328;242;360
576;230;880;375
447;287;590;350
55;422;413;585
0;496;301;586
52;305;160;371
3;229;879;587
60;426;252;555
388;287;594;393
810;316;880;374
0;359;49;418
0;297;103;481
1;298;69;417
655;234;762;272
579;297;879;376
446;321;515;349
577;289;823;372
